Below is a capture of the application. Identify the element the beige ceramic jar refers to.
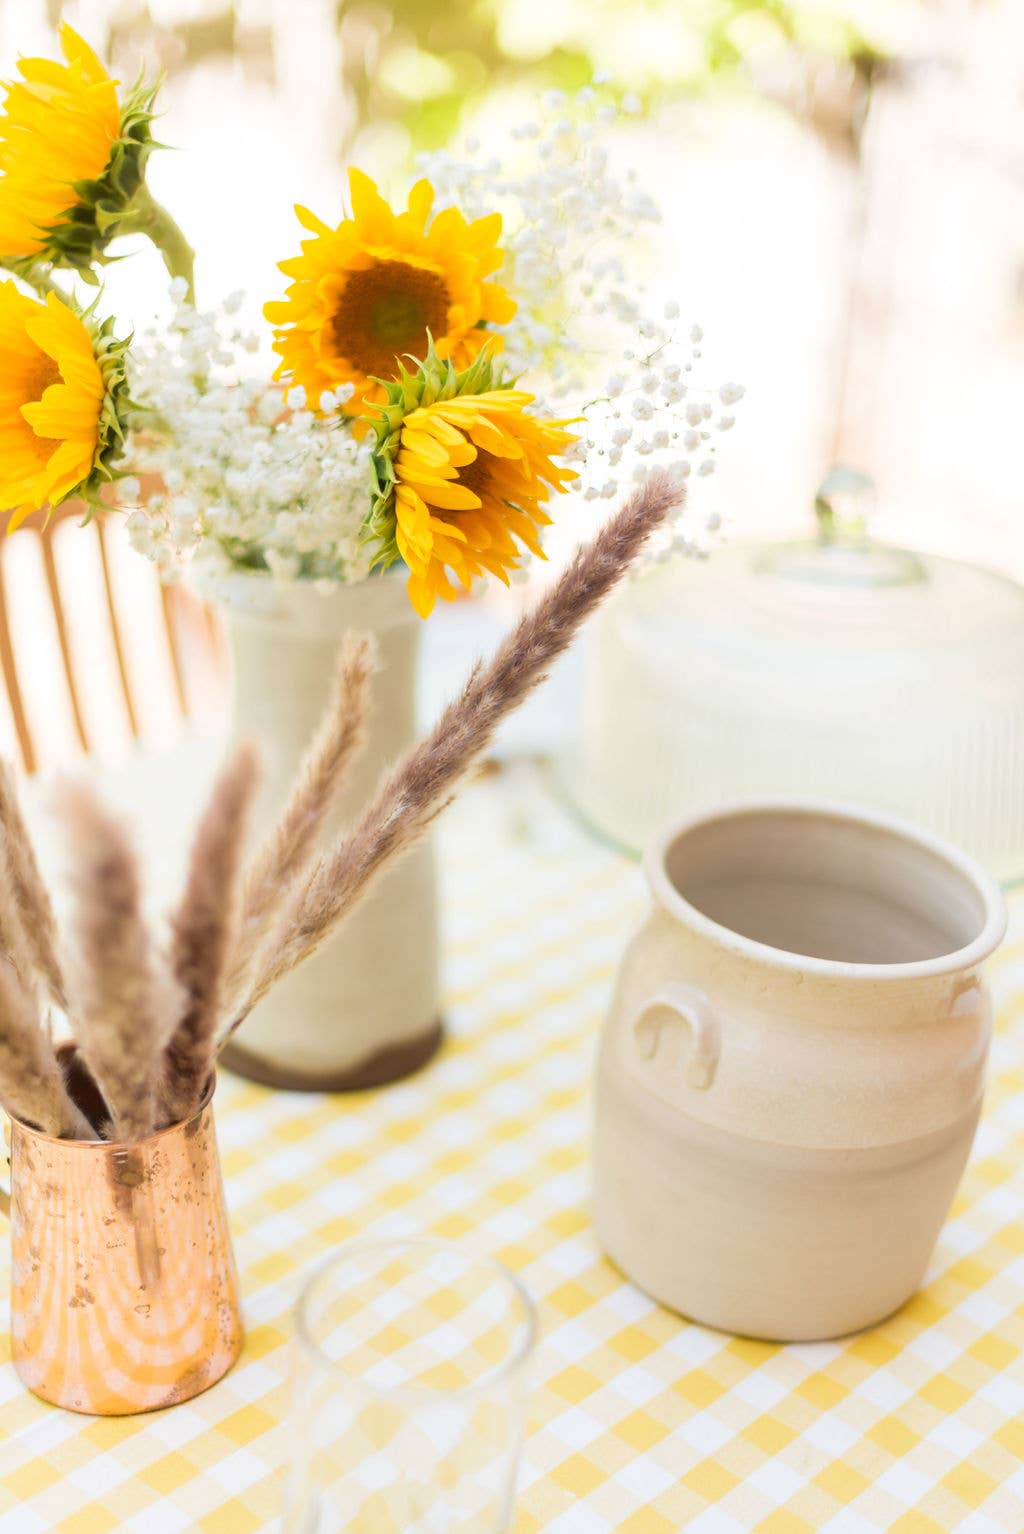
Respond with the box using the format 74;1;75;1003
193;566;441;1090
594;801;1006;1341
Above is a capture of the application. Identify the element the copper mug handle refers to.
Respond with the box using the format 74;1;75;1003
630;983;721;1090
0;1115;11;1216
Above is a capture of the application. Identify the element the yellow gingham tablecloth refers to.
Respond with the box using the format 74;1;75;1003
2;767;1024;1534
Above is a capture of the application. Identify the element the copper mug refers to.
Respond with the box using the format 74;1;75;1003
1;1063;243;1414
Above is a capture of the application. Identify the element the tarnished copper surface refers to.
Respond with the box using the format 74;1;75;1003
4;1084;243;1415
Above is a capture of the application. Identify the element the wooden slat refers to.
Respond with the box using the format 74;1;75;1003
95;516;141;742
160;582;190;718
40;532;89;756
0;556;34;775
2;499;225;770
203;598;227;667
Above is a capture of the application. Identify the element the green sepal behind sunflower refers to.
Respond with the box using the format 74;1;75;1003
362;338;506;571
12;76;159;280
75;315;137;521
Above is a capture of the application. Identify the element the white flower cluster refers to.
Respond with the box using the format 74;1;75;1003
418;83;659;392
124;286;375;585
571;320;746;560
126;86;743;585
418;82;744;558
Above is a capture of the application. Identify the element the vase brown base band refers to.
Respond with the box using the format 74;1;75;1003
219;1020;445;1093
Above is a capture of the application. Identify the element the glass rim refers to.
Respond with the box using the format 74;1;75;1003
294;1236;538;1404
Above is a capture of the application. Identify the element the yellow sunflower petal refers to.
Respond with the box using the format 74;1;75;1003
41;437;95;501
399;428;452;468
4;504;33;532
0;286;108;526
428;514;467;543
410;478;482;512
464;211;503;251
266;171;514;416
405;178;434;233
375;367;580;615
0;25;121;260
347;167;396;239
406;571;438;617
480;283;518;325
294;204;334;237
461;414;524;459
58;22;113;85
22;382;101;439
404;408;467;448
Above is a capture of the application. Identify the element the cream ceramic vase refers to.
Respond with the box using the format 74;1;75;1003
196;567;441;1090
594;801;1006;1341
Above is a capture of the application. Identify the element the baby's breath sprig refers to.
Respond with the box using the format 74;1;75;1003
125;288;371;585
416;81;745;561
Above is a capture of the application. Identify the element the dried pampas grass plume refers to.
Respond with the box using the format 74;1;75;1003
231;472;684;1030
221;633;374;1019
160;742;260;1124
0;835;38;996
0;961;91;1139
0;473;682;1137
0;762;67;1008
59;782;182;1142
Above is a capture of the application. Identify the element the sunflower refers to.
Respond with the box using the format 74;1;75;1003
366;345;579;618
0;23;158;276
265;168;516;420
0;282;130;530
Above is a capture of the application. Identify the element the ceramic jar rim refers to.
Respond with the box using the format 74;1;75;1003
187;562;412;638
645;797;1007;983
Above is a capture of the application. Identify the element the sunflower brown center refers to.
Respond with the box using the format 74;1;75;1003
331;261;450;377
455;450;493;503
24;352;60;406
17;351;61;451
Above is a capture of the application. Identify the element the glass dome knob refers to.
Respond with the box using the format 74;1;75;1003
757;466;925;588
814;466;877;546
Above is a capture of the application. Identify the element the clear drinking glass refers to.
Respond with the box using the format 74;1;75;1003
284;1237;537;1533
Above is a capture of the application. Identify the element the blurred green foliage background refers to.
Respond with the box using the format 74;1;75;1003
90;0;902;155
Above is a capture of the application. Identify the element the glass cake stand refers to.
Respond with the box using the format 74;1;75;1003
562;472;1024;883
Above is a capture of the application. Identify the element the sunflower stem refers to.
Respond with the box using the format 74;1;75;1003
0;260;62;299
120;185;196;303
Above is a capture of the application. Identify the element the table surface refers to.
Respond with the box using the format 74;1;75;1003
1;765;1023;1534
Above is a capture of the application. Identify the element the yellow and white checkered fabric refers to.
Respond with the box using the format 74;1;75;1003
1;769;1023;1533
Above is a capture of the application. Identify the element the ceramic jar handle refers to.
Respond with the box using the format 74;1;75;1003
630;984;721;1090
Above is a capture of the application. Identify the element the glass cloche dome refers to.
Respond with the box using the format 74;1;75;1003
563;471;1024;882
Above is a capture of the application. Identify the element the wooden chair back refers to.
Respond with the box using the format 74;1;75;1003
0;503;226;775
